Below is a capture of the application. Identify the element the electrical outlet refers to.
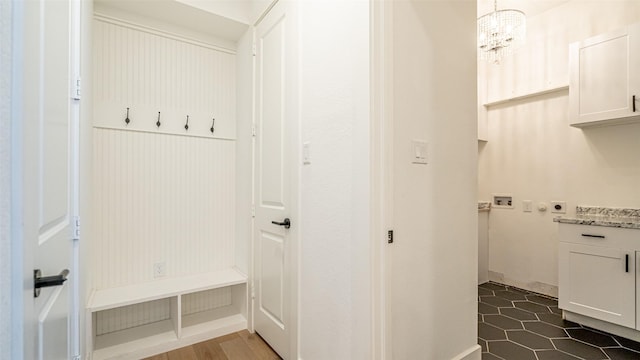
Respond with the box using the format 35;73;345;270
153;262;166;278
551;201;566;214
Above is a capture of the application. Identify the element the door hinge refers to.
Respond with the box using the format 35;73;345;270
72;216;80;241
251;124;256;137
252;42;256;56
72;77;81;100
251;204;255;218
387;230;394;244
250;284;255;299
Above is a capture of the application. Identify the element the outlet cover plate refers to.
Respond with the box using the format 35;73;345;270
492;194;514;209
153;262;166;278
551;201;566;214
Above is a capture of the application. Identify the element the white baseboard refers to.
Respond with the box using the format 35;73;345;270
451;344;481;360
298;344;481;360
488;271;558;298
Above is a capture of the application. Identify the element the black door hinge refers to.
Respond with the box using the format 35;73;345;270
388;230;394;244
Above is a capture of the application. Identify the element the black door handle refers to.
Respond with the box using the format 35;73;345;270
271;218;291;229
34;269;69;298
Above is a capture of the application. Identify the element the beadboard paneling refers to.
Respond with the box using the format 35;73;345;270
95;298;170;336
92;128;236;289
92;17;236;139
181;288;232;316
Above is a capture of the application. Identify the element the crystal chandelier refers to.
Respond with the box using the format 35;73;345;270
478;0;526;64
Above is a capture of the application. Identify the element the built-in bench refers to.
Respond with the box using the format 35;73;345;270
87;268;248;360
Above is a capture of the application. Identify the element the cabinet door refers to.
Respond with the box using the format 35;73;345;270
569;23;640;127
637;252;640;331
559;242;635;328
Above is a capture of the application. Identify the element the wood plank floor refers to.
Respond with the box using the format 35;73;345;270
142;330;281;360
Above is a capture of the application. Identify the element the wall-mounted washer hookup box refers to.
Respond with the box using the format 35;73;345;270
493;194;514;209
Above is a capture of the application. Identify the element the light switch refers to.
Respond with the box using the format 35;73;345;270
523;200;533;212
412;140;428;164
303;142;311;165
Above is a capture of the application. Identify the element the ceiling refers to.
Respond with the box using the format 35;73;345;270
478;0;571;17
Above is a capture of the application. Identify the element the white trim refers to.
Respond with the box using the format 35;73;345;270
0;0;13;357
93;13;237;55
370;0;394;359
10;0;25;358
451;345;482;360
483;85;569;108
252;0;278;27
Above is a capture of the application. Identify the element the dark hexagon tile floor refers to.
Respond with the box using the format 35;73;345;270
478;282;640;360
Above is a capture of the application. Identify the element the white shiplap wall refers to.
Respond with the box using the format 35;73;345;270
92;129;236;289
182;287;232;316
95;299;170;336
92;17;236;139
91;17;239;329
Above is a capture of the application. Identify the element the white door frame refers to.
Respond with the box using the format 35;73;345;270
10;1;27;357
370;0;393;359
0;0;12;352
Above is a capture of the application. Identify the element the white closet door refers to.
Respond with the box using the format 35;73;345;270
253;1;297;358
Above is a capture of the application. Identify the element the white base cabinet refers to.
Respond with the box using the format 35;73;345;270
559;242;635;328
569;22;640;127
559;224;640;330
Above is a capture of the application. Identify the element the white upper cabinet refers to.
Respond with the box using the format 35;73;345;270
569;23;640;127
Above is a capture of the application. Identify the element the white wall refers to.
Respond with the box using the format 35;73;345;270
297;1;371;359
478;0;640;295
390;1;479;359
0;1;12;358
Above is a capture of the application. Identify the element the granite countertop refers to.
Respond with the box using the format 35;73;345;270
478;201;491;212
553;206;640;230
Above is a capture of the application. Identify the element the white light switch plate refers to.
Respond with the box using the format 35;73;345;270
412;140;428;164
303;142;311;165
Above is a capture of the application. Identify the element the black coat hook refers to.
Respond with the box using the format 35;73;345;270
184;115;189;131
125;108;130;125
156;112;161;128
210;118;215;134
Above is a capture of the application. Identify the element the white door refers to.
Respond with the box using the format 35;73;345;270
253;1;297;358
16;0;79;358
